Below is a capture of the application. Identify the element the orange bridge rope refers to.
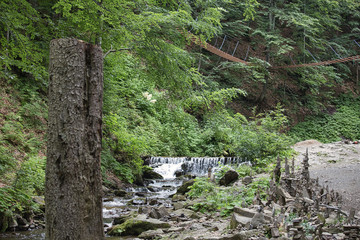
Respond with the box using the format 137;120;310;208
186;31;360;69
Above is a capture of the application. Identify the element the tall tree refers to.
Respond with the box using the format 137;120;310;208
46;38;104;240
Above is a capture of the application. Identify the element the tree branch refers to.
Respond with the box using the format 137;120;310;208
103;47;132;58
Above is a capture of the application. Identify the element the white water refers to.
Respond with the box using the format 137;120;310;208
153;162;184;179
150;156;246;178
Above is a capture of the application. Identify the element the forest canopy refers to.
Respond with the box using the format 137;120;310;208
0;0;359;192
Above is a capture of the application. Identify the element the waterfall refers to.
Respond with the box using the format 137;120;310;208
150;157;248;178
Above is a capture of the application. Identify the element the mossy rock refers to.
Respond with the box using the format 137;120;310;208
108;214;170;236
176;179;195;195
143;168;163;180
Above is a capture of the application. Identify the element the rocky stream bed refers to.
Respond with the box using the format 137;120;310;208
1;141;360;239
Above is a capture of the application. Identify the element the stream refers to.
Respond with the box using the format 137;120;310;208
0;157;246;239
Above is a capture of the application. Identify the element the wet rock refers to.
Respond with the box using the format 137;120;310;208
149;199;158;205
129;198;146;205
175;170;184;177
103;197;114;202
147;186;156;192
143;168;164;180
113;214;132;225
135;192;146;197
177;179;195;195
113;189;127;197
108;214;170;236
219;169;239;186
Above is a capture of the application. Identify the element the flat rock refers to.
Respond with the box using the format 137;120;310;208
233;207;257;218
108;214;170;236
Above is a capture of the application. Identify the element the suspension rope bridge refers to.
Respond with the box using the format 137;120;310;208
186;32;360;69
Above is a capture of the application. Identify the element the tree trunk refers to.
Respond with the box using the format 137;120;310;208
46;39;104;240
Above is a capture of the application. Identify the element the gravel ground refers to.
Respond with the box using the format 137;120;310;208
293;140;360;213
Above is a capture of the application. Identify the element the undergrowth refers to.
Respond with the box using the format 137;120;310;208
187;176;270;217
290;94;360;143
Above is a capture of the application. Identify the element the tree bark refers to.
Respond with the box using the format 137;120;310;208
46;39;104;240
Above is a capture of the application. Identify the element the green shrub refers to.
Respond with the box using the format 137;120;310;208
101;148;135;184
0;144;15;175
187;176;270;216
14;156;46;195
290;95;360;142
187;177;215;199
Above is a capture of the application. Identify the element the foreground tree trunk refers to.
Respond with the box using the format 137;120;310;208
46;39;104;240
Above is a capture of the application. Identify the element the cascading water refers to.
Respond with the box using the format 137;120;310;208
150;156;248;177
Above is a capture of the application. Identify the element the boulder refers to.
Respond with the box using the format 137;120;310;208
173;202;185;210
149;206;169;219
175;170;184;177
113;189;127;197
143;168;164;180
250;212;266;229
229;212;252;229
176;179;195;195
108;214;170;236
219;170;239;186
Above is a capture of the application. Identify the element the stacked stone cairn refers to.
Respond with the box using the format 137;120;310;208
265;149;360;239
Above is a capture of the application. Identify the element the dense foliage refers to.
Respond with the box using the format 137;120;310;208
290;94;360;143
0;0;360;229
